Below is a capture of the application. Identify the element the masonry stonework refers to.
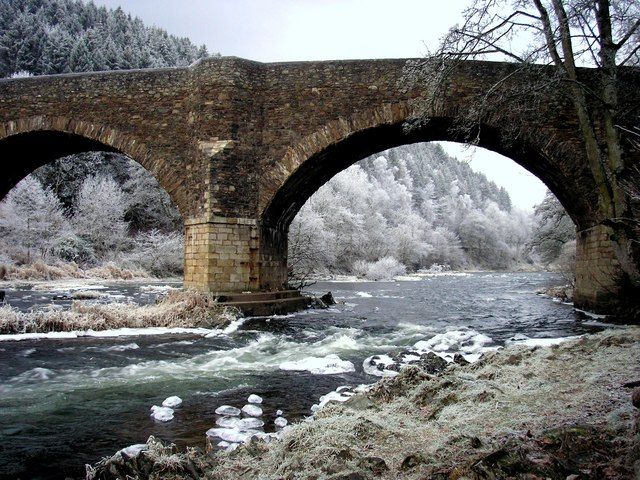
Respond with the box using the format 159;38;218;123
0;57;638;309
574;225;622;312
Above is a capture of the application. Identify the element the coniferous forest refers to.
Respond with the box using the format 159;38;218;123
0;0;575;280
0;0;209;77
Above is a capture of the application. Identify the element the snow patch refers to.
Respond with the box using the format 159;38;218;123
215;405;241;416
139;285;180;293
120;444;147;458
507;334;579;347
363;354;399;377
0;326;215;342
413;329;496;359
150;405;174;422
162;396;182;408
241;404;263;417
310;385;365;413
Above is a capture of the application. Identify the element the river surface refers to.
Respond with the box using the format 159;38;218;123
0;272;607;479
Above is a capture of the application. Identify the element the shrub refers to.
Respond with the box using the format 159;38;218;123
122;230;183;277
353;256;407;281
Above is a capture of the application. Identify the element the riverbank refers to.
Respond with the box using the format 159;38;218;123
0;290;237;336
0;260;157;281
89;326;640;479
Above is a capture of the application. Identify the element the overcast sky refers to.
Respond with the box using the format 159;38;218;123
93;0;548;210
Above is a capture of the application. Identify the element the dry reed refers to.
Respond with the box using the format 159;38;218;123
0;290;235;334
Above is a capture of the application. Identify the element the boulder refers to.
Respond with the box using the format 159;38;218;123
321;291;336;305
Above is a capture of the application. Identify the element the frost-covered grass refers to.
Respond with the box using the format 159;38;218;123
197;328;639;479
0;290;234;335
1;260;150;281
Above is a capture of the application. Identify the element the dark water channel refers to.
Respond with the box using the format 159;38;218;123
0;272;609;479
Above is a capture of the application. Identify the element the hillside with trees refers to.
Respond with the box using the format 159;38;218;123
289;143;546;281
0;0;209;77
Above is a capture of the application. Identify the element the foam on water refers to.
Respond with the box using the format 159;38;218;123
90;343;140;352
574;308;607;319
205;317;247;337
279;354;355;375
11;367;55;382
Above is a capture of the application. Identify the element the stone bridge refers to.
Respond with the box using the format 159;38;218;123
1;57;638;313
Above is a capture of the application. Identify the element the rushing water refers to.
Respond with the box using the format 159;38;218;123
0;272;608;480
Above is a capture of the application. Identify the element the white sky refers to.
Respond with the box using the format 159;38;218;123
93;0;548;210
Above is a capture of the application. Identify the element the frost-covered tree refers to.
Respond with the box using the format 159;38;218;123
73;175;129;258
0;176;69;262
288;143;535;278
0;0;213;78
122;161;182;232
122;229;183;276
530;190;576;265
34;153;182;232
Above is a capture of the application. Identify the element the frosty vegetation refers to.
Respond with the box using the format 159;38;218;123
0;0;210;78
0;155;184;278
289;143;575;281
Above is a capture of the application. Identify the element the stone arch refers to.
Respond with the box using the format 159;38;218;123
260;102;597;233
0;116;187;216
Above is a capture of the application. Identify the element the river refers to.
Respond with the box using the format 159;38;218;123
0;272;607;479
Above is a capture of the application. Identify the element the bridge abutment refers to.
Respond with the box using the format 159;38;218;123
574;224;622;313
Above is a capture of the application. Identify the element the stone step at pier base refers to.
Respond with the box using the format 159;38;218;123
215;290;311;317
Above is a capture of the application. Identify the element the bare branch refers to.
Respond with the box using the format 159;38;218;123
532;0;564;67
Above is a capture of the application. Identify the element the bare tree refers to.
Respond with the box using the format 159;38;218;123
405;0;640;293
